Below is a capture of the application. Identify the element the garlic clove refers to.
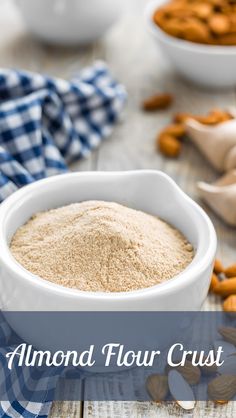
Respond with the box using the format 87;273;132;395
227;106;236;118
225;145;236;172
185;118;236;172
197;171;236;226
213;169;236;187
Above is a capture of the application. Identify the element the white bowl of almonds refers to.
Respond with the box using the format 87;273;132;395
145;0;236;88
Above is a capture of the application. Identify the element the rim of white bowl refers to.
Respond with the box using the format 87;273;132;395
145;0;236;55
0;170;217;301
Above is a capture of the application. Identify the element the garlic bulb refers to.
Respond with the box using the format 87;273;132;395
185;118;236;173
197;170;236;226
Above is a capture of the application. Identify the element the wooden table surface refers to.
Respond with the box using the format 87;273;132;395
1;0;236;416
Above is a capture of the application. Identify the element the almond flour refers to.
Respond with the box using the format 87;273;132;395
10;201;194;292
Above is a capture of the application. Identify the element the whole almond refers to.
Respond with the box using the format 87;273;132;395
143;93;173;111
190;3;212;20
196;113;224;125
187;352;217;376
161;124;186;138
209;109;233;123
223;295;236;312
214;259;224;274
162;18;184;38
153;10;165;26
200;362;218;376
168;370;196;410
208;375;236;401
225;264;236;278
146;374;169;402
209;14;230;36
158;134;181;158
182;18;210;43
166;360;201;385
174;112;193;123
218;33;236;46
210;273;219;293
215;400;229;405
214;279;236;297
174;111;231;127
218;327;236;346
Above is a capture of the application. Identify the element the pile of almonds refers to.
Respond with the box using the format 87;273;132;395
146;325;236;408
210;259;236;312
142;93;173;111
146;365;198;410
146;260;236;408
142;93;233;158
153;0;236;45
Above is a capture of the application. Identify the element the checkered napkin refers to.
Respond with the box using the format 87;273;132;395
0;314;65;418
0;61;126;202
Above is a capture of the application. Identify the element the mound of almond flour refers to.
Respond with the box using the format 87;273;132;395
10;201;193;292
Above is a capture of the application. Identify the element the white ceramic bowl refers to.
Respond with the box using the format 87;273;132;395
0;170;216;313
145;0;236;88
14;0;123;45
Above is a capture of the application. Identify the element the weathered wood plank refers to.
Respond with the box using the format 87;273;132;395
49;400;83;418
48;378;83;418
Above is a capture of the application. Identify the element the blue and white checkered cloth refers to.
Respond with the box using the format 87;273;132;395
0;61;126;202
0;62;126;417
0;314;64;418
